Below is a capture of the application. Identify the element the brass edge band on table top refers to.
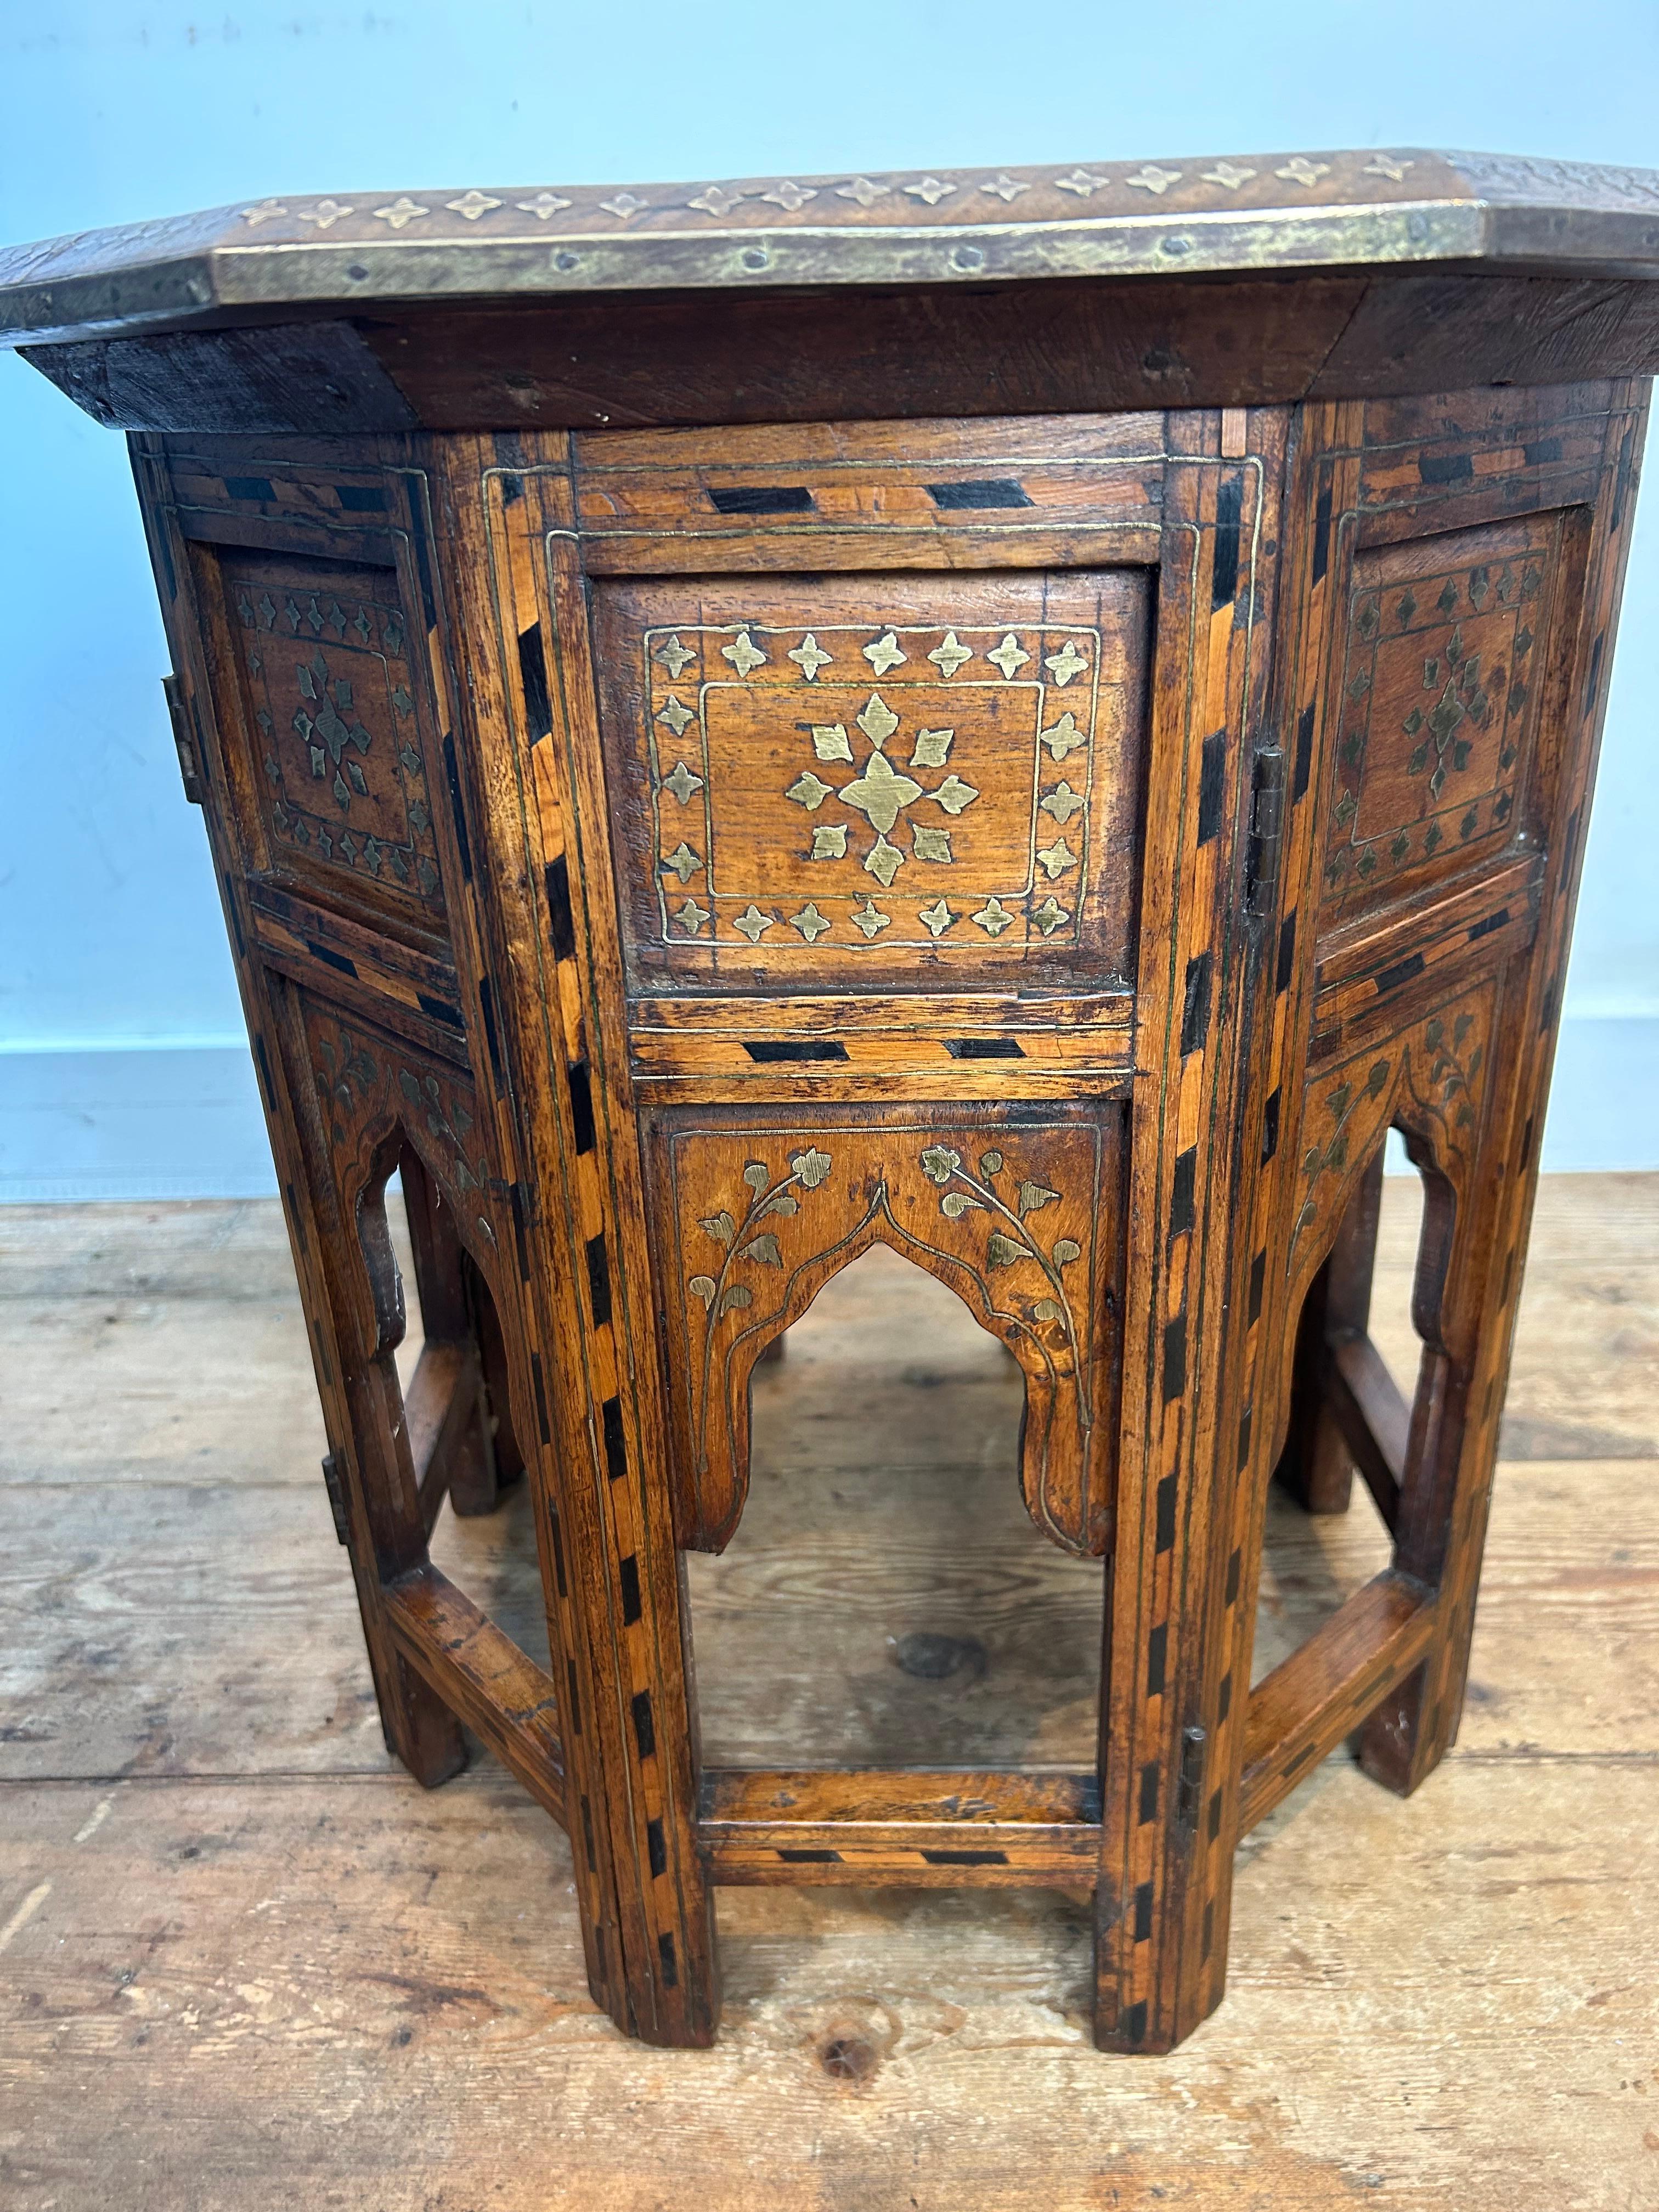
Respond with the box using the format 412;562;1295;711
7;149;1659;346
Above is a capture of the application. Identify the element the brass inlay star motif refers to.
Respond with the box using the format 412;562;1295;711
851;898;891;937
1276;157;1331;188
675;896;710;935
1056;168;1113;196
1041;710;1086;760
654;634;697;677
722;630;767;676
1045;640;1090;686
864;629;907;674
788;902;832;941
981;175;1030;201
1125;165;1181;194
1201;162;1256;189
689;185;748;218
375;199;430;229
661;842;702;882
447;191;503;220
928;631;975;677
732;905;775;942
918;898;957;937
988;633;1032;679
657;694;695;737
517;191;573;218
839;751;923;833
973;896;1017;936
782;692;981;887
1041;781;1086;823
788;634;833;679
837;177;888;206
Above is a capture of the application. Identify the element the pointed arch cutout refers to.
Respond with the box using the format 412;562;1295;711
297;991;536;1516
1263;977;1494;1493
649;1107;1126;1559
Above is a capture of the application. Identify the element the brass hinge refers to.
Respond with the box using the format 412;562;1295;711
1176;1723;1208;1833
1244;741;1285;919
161;672;203;804
319;1451;350;1545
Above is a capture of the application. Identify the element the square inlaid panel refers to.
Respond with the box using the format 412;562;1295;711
593;572;1148;995
1319;513;1565;928
206;546;447;935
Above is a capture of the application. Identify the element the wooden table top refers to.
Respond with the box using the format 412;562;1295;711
7;148;1659;348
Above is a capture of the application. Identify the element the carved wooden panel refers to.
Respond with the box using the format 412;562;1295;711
1283;977;1496;1329
593;571;1147;994
644;1103;1126;1558
297;992;508;1306
1319;515;1562;928
211;547;447;933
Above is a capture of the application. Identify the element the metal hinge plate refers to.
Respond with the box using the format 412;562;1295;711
161;672;203;804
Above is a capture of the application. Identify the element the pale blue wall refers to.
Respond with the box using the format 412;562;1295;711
3;1;1656;1194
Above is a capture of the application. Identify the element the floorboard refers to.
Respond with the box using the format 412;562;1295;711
1;1175;1655;2209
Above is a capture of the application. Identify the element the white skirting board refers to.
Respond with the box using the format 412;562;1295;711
1;1018;1656;1202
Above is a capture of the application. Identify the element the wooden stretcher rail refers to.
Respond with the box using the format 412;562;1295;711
1325;1332;1410;1533
404;1342;478;1536
1238;1570;1437;1836
383;1564;567;1827
698;1767;1100;1886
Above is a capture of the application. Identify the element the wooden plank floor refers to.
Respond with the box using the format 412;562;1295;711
1;1175;1655;2210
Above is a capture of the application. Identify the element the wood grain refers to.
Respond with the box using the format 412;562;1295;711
1;1169;1655;2203
88;363;1652;2059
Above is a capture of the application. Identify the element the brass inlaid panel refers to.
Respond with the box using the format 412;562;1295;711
212;547;446;932
1320;514;1560;928
645;1103;1125;1558
594;572;1146;994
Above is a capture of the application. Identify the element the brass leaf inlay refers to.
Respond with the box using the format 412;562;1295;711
864;836;904;886
855;692;900;747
